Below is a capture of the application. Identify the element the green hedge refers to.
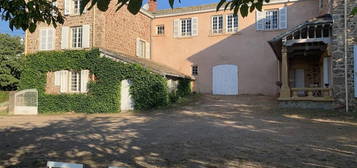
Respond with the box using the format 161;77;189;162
19;49;172;113
0;91;9;103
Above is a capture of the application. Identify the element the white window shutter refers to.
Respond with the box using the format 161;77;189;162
61;27;70;49
80;70;89;93
256;10;265;30
192;17;198;36
47;29;55;50
225;15;229;33
279;7;288;29
173;19;180;38
353;45;357;98
82;25;90;48
39;29;47;50
60;70;69;93
145;42;150;59
54;71;61;86
136;38;140;57
64;0;71;15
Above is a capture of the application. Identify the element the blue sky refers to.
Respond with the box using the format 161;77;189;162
0;0;218;37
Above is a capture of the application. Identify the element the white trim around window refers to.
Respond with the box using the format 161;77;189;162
55;70;89;93
173;17;198;38
211;15;224;34
39;28;55;51
136;38;150;59
256;7;287;31
71;26;83;48
226;14;238;33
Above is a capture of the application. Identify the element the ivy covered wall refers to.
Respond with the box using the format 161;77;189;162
19;49;190;113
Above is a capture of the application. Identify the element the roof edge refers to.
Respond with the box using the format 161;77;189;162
99;48;191;79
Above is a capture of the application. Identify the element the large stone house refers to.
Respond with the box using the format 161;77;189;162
24;0;356;111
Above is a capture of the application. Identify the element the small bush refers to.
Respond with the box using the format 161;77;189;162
0;91;9;103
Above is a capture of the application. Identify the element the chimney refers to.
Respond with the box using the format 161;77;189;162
148;0;157;12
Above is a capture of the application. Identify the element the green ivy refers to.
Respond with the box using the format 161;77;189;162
19;49;174;113
177;78;191;97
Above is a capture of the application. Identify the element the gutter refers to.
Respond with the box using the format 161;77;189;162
344;0;349;112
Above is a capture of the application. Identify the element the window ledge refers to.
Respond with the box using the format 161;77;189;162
209;32;240;37
256;29;285;32
174;36;195;39
153;35;165;37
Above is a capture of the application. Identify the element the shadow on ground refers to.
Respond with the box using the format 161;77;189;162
0;95;356;168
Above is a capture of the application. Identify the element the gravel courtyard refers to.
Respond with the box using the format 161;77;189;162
0;95;356;168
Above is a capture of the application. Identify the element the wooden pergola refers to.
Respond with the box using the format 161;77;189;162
268;14;334;101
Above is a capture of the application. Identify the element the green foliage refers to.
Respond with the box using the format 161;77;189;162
177;78;191;97
352;7;357;16
0;0;64;32
19;49;171;113
168;78;192;103
0;91;9;103
85;0;266;17
0;33;24;90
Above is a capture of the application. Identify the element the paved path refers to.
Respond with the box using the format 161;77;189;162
0;95;356;168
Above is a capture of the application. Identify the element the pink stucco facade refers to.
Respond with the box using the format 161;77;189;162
25;0;322;96
151;0;320;95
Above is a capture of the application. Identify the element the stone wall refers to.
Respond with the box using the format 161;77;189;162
331;0;357;111
25;0;95;54
25;0;152;57
97;2;152;56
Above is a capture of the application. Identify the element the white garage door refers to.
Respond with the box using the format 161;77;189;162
212;64;238;95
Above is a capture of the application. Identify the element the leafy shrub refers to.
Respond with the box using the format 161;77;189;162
19;49;170;113
0;91;9;103
177;78;191;97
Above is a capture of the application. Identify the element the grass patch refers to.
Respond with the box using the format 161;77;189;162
0;91;9;103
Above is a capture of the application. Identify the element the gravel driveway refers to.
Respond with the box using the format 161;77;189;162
0;95;356;168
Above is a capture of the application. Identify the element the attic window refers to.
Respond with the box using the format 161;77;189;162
192;65;198;75
157;25;165;35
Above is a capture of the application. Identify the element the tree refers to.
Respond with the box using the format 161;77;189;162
0;0;64;32
0;34;24;91
1;0;268;33
82;0;268;17
352;7;357;16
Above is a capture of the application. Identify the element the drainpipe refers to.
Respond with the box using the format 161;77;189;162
344;0;349;112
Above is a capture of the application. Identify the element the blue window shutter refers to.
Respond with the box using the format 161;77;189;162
354;45;357;97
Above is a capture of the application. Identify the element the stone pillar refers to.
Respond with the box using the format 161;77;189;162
279;46;291;99
323;52;331;88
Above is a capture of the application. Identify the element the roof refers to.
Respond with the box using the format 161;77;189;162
151;0;300;17
269;14;333;42
152;3;218;16
268;14;333;59
99;48;190;79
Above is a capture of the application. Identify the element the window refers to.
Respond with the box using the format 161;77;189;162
212;15;223;34
181;18;192;36
137;39;146;58
71;26;83;48
265;10;279;30
256;7;287;30
70;71;81;92
73;0;81;14
227;14;238;33
174;17;198;37
54;70;89;93
39;28;55;50
320;0;324;8
156;25;165;35
192;65;198;75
